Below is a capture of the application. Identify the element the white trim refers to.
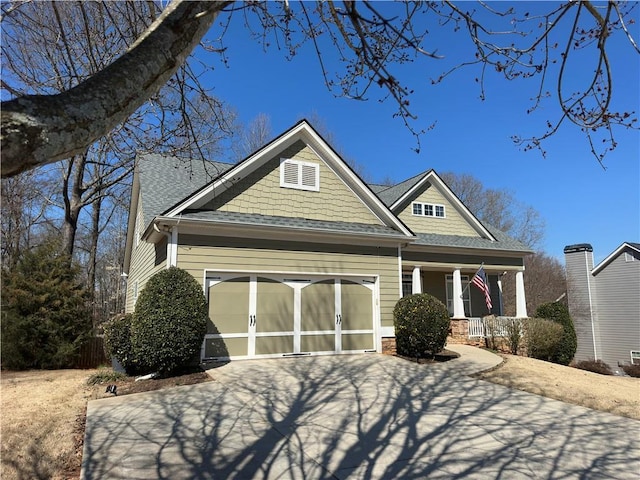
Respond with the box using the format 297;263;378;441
585;253;598;360
593;242;640;275
380;326;395;337
280;158;320;192
411;202;446;218
397;245;403;297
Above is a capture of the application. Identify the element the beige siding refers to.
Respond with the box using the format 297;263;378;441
176;235;400;328
125;240;164;313
125;193;164;313
202;141;383;225
398;184;479;236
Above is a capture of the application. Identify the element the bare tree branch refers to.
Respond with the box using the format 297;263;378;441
1;0;231;177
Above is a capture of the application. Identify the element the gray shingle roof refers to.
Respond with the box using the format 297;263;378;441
137;154;531;254
373;171;427;206
414;225;532;253
178;211;407;238
137;154;232;227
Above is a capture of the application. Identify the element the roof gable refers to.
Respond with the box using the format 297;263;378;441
388;170;496;241
165;120;414;237
592;242;640;275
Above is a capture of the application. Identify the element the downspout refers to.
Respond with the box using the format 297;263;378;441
585;253;598;360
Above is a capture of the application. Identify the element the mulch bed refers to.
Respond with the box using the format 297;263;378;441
396;348;460;364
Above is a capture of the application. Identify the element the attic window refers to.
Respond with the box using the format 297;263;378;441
280;159;319;192
412;202;445;218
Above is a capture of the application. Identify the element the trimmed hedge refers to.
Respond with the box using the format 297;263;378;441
535;302;577;366
131;267;208;375
393;293;450;359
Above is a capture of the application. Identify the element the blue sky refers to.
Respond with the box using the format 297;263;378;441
200;2;639;263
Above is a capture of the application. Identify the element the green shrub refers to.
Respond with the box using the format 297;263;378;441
523;317;563;362
622;364;640;378
535;302;577;365
393;293;450;359
1;240;91;370
131;267;207;375
575;359;613;376
103;314;138;373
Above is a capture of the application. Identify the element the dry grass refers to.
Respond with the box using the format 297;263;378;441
1;369;97;479
475;354;640;420
1;368;212;480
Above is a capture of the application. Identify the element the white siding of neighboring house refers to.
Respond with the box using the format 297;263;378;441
592;248;640;367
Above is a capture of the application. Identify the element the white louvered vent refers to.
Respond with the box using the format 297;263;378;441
280;159;319;191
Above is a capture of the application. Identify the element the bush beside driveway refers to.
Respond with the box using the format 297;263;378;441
81;354;640;479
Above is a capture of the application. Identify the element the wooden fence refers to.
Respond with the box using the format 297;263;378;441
75;336;108;369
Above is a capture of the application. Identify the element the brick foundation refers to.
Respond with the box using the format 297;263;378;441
381;337;397;355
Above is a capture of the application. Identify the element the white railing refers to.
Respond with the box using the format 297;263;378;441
468;317;485;337
468;316;518;338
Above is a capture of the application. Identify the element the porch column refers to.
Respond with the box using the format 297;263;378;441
452;268;466;319
412;266;422;294
515;270;527;318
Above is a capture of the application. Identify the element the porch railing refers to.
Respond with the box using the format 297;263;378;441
468;317;517;338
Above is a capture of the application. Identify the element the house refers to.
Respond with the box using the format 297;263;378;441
564;242;640;369
124;120;532;361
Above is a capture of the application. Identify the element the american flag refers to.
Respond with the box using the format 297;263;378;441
471;266;492;311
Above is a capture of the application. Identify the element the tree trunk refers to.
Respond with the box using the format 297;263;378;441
1;0;231;177
61;154;87;258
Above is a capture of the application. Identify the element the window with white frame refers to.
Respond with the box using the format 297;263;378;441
445;274;471;316
631;351;640;365
280;158;320;192
625;251;637;262
412;202;445;218
402;274;413;297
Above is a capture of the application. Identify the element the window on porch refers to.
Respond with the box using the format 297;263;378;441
446;274;471;317
402;274;412;297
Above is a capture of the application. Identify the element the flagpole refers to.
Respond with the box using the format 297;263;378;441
460;263;484;298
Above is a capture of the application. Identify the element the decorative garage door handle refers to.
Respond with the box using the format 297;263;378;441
336;314;342;325
249;315;256;326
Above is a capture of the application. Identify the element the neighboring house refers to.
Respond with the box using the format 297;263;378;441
564;242;640;369
124;120;532;361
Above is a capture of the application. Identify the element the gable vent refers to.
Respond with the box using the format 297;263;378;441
280;158;319;192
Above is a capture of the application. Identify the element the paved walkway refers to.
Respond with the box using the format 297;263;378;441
81;348;639;479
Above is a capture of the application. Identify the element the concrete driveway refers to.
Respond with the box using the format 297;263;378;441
82;351;640;479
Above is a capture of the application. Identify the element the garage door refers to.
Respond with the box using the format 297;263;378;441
202;274;376;360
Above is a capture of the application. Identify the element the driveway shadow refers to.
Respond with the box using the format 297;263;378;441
82;355;640;479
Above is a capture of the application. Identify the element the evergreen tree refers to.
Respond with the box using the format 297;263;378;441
1;240;91;369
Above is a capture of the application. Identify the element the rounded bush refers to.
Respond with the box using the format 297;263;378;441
523;317;563;361
393;293;450;359
103;314;137;373
535;302;577;365
131;267;207;375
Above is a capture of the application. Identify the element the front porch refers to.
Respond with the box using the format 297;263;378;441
403;264;528;319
